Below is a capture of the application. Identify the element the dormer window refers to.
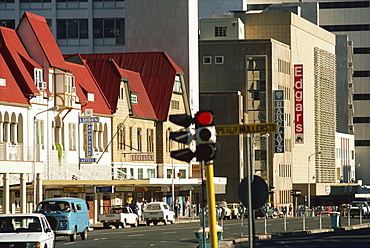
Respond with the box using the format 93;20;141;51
131;93;138;104
173;75;182;94
87;93;95;102
215;26;227;37
0;78;6;87
34;68;45;90
65;74;75;94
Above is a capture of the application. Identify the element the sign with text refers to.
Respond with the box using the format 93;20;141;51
130;154;154;161
87;124;93;157
274;90;284;153
216;123;277;136
63;187;85;193
116;186;135;192
294;64;304;144
80;157;96;163
79;116;99;123
96;186;114;193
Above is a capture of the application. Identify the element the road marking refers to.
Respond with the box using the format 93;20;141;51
162;231;176;234
128;234;143;237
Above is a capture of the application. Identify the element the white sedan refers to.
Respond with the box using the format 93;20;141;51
0;213;55;248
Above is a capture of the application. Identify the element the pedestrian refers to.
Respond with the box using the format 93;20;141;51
130;201;139;215
141;200;147;221
185;197;191;218
174;197;180;218
289;204;293;216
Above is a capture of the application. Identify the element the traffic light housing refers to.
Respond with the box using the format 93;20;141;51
194;110;217;162
168;111;218;162
168;114;195;162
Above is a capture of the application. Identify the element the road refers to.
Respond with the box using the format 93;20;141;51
54;216;370;248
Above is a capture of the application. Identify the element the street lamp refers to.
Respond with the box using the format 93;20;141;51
33;106;58;210
307;151;322;210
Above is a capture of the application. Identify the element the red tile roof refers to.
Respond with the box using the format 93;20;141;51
81;57;157;119
78;52;184;121
18;12;67;69
65;61;112;116
0;26;41;98
0;54;30;106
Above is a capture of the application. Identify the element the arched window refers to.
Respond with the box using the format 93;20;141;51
17;113;24;144
3;112;9;142
117;124;125;150
10;112;17;144
103;123;108;152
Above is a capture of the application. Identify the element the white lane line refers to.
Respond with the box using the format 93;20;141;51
128;234;143;237
162;231;176;234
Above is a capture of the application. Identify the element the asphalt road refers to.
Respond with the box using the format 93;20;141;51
53;216;370;248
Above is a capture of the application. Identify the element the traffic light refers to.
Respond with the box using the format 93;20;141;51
194;110;217;162
169;114;195;162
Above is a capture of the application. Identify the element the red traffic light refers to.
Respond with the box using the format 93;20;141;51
195;111;214;127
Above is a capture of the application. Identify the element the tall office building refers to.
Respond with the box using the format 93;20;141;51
247;0;370;183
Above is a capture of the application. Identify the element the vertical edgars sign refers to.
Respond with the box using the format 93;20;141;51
274;90;284;153
294;64;304;144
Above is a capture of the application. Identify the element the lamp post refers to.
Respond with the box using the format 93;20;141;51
307;151;322;210
33;106;58;210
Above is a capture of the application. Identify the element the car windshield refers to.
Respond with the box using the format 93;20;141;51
146;204;161;210
0;217;42;233
35;201;71;213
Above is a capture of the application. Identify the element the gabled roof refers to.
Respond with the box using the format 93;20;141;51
81;57;156;120
78;52;184;121
65;61;112;116
0;26;41;97
0;53;30;106
18;12;67;69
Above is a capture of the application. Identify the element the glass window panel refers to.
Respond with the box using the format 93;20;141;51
93;19;103;38
104;19;115;38
67;20;78;38
79;19;88;38
57;20;67;39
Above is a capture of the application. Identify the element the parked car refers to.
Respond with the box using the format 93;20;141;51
315;206;334;216
0;213;55;248
35;197;90;242
216;202;232;220
350;201;370;218
99;206;139;228
227;203;241;219
143;202;175;226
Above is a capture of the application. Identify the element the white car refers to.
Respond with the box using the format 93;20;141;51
143;202;176;226
0;213;55;248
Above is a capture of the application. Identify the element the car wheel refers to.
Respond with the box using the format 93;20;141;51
146;220;151;226
163;218;167;225
69;229;77;242
46;216;59;231
103;223;110;229
133;219;138;227
80;228;88;240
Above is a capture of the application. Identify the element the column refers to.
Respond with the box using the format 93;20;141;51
20;173;27;213
36;173;43;205
2;173;10;214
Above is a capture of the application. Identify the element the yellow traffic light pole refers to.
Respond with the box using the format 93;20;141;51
205;162;218;247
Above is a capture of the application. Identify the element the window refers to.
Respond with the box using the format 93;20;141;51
0;20;15;29
354;47;370;54
355;140;370;146
173;75;182;94
117;125;125;150
119;87;125;100
203;56;212;64
129;127;133;151
137;128;142;151
321;24;370;32
57;19;88;39
319;1;369;9
171;100;180;110
93;18;125;44
354;71;370;77
131;93;138;104
138;168;143;179
87;93;95;102
354;94;370;100
147;129;154;152
130;168;134;179
354;117;370;123
147;169;155;178
214;27;227;37
35;119;45;149
178;169;186;179
166;169;172;179
215;56;224;64
117;168;127;179
0;78;5;87
34;68;43;90
69;123;76;150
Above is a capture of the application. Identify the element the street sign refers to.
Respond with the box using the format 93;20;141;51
216;123;277;136
79;116;99;123
80;157;96;163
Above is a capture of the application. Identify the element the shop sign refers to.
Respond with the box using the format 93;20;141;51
96;186;114;193
116;186;135;192
274;90;284;153
63;187;85;193
130;154;154;161
294;64;304;143
135;186;147;191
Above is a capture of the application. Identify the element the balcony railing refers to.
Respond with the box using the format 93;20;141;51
0;142;41;161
